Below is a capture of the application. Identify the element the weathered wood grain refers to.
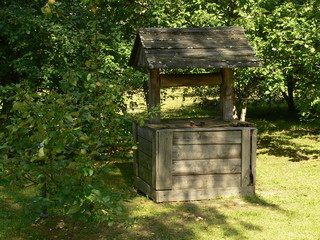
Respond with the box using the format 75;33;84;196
221;68;234;121
151;130;157;189
172;159;241;175
145;48;256;58
137;44;148;67
160;73;222;88
150;56;259;63
251;129;257;185
173;131;241;145
140;32;247;41
134;177;156;200
138;136;152;157
138;164;152;185
156;131;173;190
148;59;260;69
142;39;251;49
138;151;152;170
129;26;261;69
172;144;241;160
241;129;251;187
138;26;245;33
137;125;154;142
156;186;255;202
134;123;257;202
172;174;241;190
148;69;161;123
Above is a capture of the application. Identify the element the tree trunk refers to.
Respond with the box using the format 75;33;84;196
240;98;248;121
282;80;296;113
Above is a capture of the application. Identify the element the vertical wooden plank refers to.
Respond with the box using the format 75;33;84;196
251;129;257;186
151;129;157;189
220;68;235;121
132;122;139;177
241;129;251;187
156;130;173;190
148;69;161;123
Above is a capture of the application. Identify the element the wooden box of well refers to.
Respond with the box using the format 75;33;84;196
133;119;257;202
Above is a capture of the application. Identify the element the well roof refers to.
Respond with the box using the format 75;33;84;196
128;26;261;69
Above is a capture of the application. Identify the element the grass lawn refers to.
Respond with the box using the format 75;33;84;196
1;100;320;240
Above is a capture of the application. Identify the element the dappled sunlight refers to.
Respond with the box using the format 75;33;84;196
258;130;320;162
116;199;264;240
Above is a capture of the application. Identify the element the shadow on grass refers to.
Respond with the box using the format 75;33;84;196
106;198;264;240
254;119;320;162
0;164;287;240
105;163;291;240
0;180;41;239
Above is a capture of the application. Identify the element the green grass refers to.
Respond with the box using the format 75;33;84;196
1;102;320;240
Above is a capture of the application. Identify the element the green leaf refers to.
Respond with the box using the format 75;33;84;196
38;148;45;157
67;204;82;214
55;142;64;153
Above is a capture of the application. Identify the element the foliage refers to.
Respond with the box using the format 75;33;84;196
121;0;320;121
0;0;319;225
235;0;320;120
0;0;133;222
1;115;320;239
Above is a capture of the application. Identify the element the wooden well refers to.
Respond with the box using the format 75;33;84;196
129;27;261;202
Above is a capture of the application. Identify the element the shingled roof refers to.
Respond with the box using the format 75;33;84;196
128;26;261;69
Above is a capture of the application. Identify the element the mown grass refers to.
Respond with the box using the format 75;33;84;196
1;100;320;240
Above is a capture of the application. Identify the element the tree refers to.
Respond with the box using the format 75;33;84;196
235;0;320;120
0;0;133;222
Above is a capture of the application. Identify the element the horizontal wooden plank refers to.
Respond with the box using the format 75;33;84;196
140;32;247;41
160;73;222;88
138;26;245;33
138;136;152;156
145;48;256;58
148;59;261;69
149;56;259;64
172;144;241;160
138;151;152;170
137;125;154;142
172;174;241;189
142;39;251;49
146;118;256;130
172;159;241;175
156;186;254;202
138;164;152;185
173;131;242;145
134;177;157;200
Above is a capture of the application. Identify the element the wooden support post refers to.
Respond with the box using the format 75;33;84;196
241;129;251;187
250;129;257;185
220;68;235;121
156;131;173;190
148;69;161;123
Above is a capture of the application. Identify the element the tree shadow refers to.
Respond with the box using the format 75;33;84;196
0;180;42;239
252;119;320;162
107;163;293;240
104;199;265;240
1;160;291;240
258;135;320;162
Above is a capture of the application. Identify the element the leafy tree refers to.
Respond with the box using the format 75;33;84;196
235;0;320;120
0;0;133;222
1;0;319;224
